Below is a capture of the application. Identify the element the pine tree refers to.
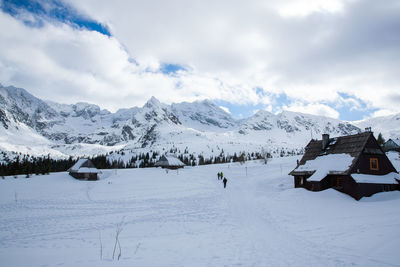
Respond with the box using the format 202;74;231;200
198;155;205;165
377;133;385;146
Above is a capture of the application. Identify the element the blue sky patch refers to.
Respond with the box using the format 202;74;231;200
1;0;110;36
335;92;377;121
216;91;377;121
160;63;186;75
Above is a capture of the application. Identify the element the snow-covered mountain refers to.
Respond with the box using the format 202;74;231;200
238;109;360;136
354;113;400;140
171;100;237;131
1;84;396;158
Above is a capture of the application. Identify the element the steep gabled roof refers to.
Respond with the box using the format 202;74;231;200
384;139;400;147
155;155;185;167
68;158;99;173
290;132;373;176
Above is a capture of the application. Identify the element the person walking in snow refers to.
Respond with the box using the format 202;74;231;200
223;177;227;188
220;171;223;180
217;172;221;180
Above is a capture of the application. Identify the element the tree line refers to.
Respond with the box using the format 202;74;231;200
0;147;307;178
0;154;75;177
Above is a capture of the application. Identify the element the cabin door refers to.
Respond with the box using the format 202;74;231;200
336;177;343;188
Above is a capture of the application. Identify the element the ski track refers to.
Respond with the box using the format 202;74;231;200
0;158;400;266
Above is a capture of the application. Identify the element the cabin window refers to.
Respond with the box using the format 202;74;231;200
370;158;379;170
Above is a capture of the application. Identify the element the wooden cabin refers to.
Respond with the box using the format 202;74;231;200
155;155;185;169
382;139;400;152
68;158;100;180
289;132;400;200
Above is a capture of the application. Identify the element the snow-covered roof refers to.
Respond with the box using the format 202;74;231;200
392;139;400;146
155;155;185;167
68;158;98;172
294;153;355;182
384;139;400;147
165;156;185;166
351;172;400;184
293;132;371;170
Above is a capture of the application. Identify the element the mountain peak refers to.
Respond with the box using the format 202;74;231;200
252;109;274;117
144;96;162;109
200;99;215;106
0;84;34;100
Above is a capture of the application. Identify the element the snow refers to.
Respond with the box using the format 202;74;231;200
68;158;90;171
294;153;355;181
393;139;400;146
163;155;185;166
0;119;66;157
351;172;400;184
69;159;100;173
355;113;400;141
387;151;400;171
1;156;400;266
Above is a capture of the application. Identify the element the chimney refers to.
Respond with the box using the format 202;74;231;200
365;127;372;132
322;134;330;150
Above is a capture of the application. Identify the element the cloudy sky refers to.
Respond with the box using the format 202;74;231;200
1;0;399;120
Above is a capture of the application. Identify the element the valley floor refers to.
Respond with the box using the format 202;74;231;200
0;156;400;266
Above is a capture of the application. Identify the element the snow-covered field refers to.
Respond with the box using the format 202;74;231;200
1;156;400;266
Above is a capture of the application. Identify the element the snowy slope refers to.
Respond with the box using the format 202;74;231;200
0;85;61;132
1;156;399;266
354;113;400;140
0;118;65;156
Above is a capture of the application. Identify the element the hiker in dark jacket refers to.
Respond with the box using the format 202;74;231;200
223;177;227;188
217;172;220;180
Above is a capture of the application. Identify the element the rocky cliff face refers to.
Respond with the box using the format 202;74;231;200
238;110;360;136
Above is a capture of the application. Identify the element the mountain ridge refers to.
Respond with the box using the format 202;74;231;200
0;84;398;158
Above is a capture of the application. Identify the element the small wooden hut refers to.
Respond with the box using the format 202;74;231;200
155;155;185;169
289;132;400;200
68;158;100;180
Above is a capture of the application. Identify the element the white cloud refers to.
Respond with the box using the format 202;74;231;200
274;0;346;17
370;109;396;118
0;11;265;112
64;0;400;114
335;95;363;111
283;102;340;119
1;0;400;119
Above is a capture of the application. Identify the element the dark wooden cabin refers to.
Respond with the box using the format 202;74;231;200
289;132;400;200
68;158;100;180
155;155;185;169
